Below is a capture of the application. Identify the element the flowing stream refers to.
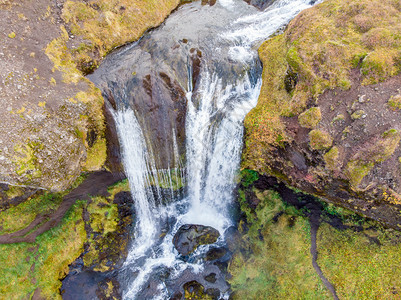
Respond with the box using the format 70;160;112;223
91;0;320;298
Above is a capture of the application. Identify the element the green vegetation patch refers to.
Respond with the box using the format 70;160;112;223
82;180;131;272
0;201;86;299
346;129;400;187
351;109;366;120
318;223;401;299
324;146;340;171
388;94;401;111
309;129;333;150
232;178;401;299
240;169;259;188
0;192;63;235
0;178;131;298
229;189;330;299
298;107;322;128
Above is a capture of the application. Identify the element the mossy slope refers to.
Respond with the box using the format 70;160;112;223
243;0;401;228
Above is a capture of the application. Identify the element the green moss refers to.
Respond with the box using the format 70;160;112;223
331;113;345;124
0;201;86;299
12;141;44;180
8;32;15;38
82;180;132;272
240;169;259;187
351;110;366;120
388;94;401;111
229;189;330;299
309;129;333;150
232;179;401;300
0;192;63;235
84;138;107;171
318;223;401;299
298;107;322;128
324;146;340;171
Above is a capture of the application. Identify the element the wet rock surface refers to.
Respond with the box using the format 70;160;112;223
173;224;220;256
89;0;260;171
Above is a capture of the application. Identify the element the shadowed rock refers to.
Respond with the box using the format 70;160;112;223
173;224;220;256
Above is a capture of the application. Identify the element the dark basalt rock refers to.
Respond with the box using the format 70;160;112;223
173;224;220;256
205;247;227;261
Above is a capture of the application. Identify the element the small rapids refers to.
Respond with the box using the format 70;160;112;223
93;0;321;298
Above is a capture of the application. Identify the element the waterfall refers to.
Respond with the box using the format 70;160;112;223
104;0;321;298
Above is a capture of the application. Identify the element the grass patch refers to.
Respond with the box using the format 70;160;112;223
309;129;333;150
0;201;86;299
0;192;63;235
229;189;330;299
388;94;401;111
298;106;322;128
318;223;401;299
324;146;340;171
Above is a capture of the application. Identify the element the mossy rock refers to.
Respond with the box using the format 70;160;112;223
388;94;401;111
298;107;322;128
173;224;220;256
309;130;333;150
324;146;340;171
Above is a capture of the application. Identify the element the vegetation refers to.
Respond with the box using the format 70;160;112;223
323;146;340;171
351;109;366;120
231;177;401;299
309;129;333;150
0;201;86;299
229;189;330;299
0;179;131;298
388;94;401;111
318;223;401;299
298;107;322;128
0;192;63;235
244;0;401;171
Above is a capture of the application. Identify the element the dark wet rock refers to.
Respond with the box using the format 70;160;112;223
204;273;217;283
205;247;227;261
171;291;183;300
205;288;220;299
224;226;242;252
61;270;119;300
173;224;220;256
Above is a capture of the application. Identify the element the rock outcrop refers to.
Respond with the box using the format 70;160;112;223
173;224;220;256
0;0;182;196
243;0;401;228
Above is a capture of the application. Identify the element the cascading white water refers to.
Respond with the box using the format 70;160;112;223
111;0;321;298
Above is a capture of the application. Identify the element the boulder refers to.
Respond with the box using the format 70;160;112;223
173;224;220;256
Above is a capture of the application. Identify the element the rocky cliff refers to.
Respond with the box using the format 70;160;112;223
243;0;401;228
0;0;182;205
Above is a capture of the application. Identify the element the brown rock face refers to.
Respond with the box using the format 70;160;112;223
259;72;401;229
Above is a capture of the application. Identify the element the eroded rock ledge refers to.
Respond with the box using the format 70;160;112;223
243;0;401;229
